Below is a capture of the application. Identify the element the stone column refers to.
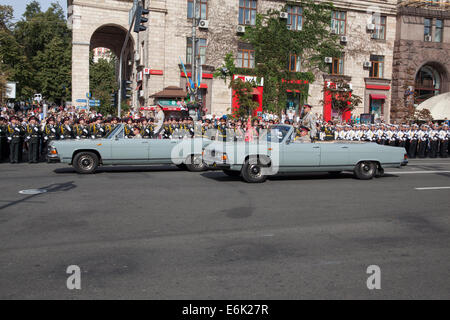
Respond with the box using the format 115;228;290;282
71;41;90;107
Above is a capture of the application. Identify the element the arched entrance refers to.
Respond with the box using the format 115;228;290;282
90;24;135;90
69;0;135;109
415;63;447;104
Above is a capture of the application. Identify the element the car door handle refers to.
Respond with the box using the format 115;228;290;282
341;146;349;149
171;140;177;143
142;141;149;144
313;146;320;149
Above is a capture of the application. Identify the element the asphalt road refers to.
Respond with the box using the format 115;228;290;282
0;158;449;299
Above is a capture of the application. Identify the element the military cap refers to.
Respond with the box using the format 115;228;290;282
10;116;18;121
28;116;38;122
0;116;6;121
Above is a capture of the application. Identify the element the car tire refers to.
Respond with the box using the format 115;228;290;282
176;164;187;170
354;161;376;180
241;157;267;183
73;152;99;174
223;169;241;177
185;154;207;172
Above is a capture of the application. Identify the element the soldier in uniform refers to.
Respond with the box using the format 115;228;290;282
294;126;312;143
74;118;90;139
140;118;152;139
43;117;59;159
216;116;228;142
7;116;25;163
90;116;105;139
408;124;419;158
429;123;440;158
162;118;173;139
0;116;7;162
59;117;74;140
417;124;429;158
124;118;134;138
25;116;42;163
439;124;449;158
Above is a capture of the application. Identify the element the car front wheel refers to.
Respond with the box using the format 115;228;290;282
354;161;376;180
241;158;267;183
73;152;99;174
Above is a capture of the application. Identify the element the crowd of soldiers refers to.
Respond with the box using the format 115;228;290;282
0;111;449;164
326;123;450;158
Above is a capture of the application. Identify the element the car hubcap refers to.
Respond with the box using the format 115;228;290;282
192;156;204;168
362;163;372;174
79;156;93;170
249;165;262;178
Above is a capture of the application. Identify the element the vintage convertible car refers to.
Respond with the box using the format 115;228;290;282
47;124;210;174
203;125;408;183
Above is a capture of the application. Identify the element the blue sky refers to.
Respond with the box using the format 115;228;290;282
2;0;67;20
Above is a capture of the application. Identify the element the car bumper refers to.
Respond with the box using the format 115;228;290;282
401;159;408;167
47;153;61;163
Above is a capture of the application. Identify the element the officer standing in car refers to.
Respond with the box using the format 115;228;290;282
25;116;42;163
301;104;317;141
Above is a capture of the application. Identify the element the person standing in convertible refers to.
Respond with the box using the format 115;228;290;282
301;104;317;141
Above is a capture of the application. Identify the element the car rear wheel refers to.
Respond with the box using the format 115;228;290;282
354;161;376;180
223;169;241;177
73;152;99;174
185;154;206;172
241;157;267;183
176;164;187;170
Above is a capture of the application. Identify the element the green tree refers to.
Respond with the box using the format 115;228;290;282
216;0;342;115
215;53;258;118
0;1;72;102
89;53;118;116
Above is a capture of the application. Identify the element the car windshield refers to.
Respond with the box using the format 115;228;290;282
262;125;291;143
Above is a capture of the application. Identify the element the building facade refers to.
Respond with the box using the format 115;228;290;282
137;0;398;122
391;0;450;120
71;0;447;123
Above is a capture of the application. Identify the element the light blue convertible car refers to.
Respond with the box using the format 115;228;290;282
48;124;210;174
203;125;408;183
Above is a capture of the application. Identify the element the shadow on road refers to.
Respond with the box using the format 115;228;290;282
201;171;399;182
0;181;77;211
54;165;182;174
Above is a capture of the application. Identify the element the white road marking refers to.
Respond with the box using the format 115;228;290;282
408;163;450;166
415;187;450;191
386;171;450;175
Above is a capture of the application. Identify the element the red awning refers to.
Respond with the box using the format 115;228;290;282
370;94;387;100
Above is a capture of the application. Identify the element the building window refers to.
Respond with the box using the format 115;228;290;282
187;0;208;19
329;55;344;75
331;11;346;35
239;0;257;25
287;5;303;31
369;55;384;78
187;38;207;65
372;15;386;40
424;18;432;40
288;54;301;72
237;49;255;69
435;19;443;42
